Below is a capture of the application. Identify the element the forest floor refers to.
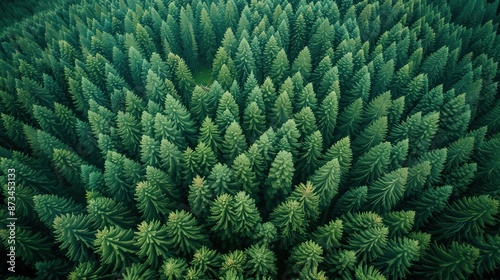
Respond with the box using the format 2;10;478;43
193;65;213;87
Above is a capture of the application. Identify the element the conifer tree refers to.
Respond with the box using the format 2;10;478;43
290;240;324;273
234;38;256;84
33;194;84;227
166;210;207;256
134;220;170;267
291;47;312;80
414;242;479;280
94;226;138;271
53;213;96;262
87;196;136;229
270;200;307;248
297;131;323;179
296;83;318;113
266;150;294;202
271;90;293;127
222;121;247;163
179;8;199;70
270;49;289;86
135;181;171;222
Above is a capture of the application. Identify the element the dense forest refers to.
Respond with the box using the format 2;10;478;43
0;0;499;279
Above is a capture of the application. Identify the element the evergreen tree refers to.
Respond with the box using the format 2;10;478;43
373;237;420;280
234;38;256;84
291;47;312;80
295;83;318;113
309;19;335;63
367;168;408;212
134;220;170;267
33;194;84;227
429;195;499;241
271;90;293;127
296;131;323;180
266;150;295;202
270;49;289;86
199;8;217;63
231;154;258;195
245;244;277;279
270;200;307;249
414;242;479;280
135;181;171;222
310;158;341;210
87;196;136;229
94;226;138;271
166;210;207;256
179;8;199;70
222;121;247;163
53;213;96;262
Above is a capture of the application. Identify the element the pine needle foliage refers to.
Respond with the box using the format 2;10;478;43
1;0;500;278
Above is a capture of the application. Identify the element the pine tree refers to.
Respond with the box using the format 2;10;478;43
199;8;217;63
209;193;237;240
87;196;136;229
367;168;408;212
208;163;236;196
199;117;223;157
270;49;289;86
406;185;452;228
135;181;171;222
245;244;277;279
290;240;324;273
309;19;335;63
270;200;307;248
414;242;479;280
134;220;170;267
311;219;343;250
161;257;188;280
421;46;448;86
190;246;220;278
294;107;318;139
164;94;197;145
373;237;420;280
135;23;156;59
352;116;388;156
234;38;256;84
266;150;294;201
350;142;392;186
174;59;196;106
232;191;262;237
242;102;266;143
160;139;183;185
310;158;342;210
222;122;247;163
94;226;138;271
291;47;312;80
53;213;96;262
335;98;364;141
271;90;293;127
179;8;199;70
429;195;499;241
33;194;84;227
166;210;207;256
295;83;318;113
231;154;258;195
263;35;280;78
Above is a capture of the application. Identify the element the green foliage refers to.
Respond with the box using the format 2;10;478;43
135;220;170;267
2;0;500;278
166;210;207;256
53;213;96;262
94;226;138;271
414;242;479;280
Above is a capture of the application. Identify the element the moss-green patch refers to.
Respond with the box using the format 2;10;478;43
193;65;213;86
